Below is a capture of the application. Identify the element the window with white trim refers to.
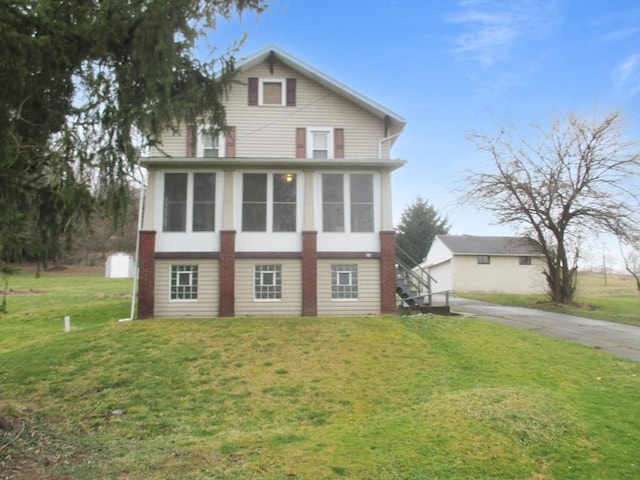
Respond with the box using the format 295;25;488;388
307;127;333;159
170;265;198;300
273;173;297;232
192;173;215;231
197;128;225;158
163;172;216;232
163;173;188;232
331;264;358;300
259;79;285;106
322;173;374;233
350;174;374;232
254;265;282;300
242;173;297;232
322;174;344;232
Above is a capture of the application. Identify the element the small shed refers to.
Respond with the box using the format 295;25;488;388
105;253;135;279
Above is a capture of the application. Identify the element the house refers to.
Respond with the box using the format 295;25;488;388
421;235;547;294
137;46;406;318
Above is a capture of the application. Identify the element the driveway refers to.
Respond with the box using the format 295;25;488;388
450;297;640;361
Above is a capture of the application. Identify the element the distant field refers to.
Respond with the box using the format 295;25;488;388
576;271;638;296
1;270;639;479
461;271;640;327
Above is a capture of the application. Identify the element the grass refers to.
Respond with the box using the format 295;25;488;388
1;269;640;479
460;271;640;326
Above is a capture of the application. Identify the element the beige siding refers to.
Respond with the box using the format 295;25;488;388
317;259;381;316
154;259;219;318
234;259;302;316
150;58;387;159
452;255;547;294
149;125;188;157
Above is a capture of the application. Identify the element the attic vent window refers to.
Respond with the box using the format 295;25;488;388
249;78;296;106
477;255;490;264
261;80;284;105
519;256;532;265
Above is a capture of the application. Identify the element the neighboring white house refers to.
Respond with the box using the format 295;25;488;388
136;45;406;318
421;235;547;294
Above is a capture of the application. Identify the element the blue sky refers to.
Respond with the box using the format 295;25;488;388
207;0;640;267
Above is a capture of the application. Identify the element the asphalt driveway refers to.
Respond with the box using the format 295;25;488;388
450;297;640;361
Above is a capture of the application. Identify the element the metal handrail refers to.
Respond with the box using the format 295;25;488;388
395;244;438;285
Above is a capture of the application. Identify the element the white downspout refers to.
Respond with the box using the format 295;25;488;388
378;132;401;159
119;182;145;322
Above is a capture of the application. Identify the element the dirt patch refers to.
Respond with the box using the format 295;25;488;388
0;289;48;296
16;263;105;275
0;408;85;480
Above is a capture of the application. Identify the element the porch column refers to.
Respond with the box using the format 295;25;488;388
219;230;236;317
380;230;397;314
302;231;318;317
137;230;156;319
218;169;236;317
302;171;318;316
380;171;394;231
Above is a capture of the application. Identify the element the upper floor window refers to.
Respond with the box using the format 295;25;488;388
297;127;344;159
201;131;220;157
163;172;216;233
242;173;297;232
308;128;333;159
249;77;296;106
186;126;234;158
477;255;490;264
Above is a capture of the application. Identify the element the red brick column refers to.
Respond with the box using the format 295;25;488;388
219;231;236;317
302;231;318;317
137;231;156;319
380;231;397;314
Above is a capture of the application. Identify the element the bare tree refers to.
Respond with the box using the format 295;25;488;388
461;112;640;303
620;242;640;294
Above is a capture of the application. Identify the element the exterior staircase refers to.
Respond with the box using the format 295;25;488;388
395;245;450;315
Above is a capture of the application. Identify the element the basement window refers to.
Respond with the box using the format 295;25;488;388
170;265;198;301
254;265;282;300
331;264;358;300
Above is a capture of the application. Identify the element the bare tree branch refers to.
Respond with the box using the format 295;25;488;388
460;112;640;303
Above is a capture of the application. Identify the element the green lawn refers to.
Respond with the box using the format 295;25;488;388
1;270;639;479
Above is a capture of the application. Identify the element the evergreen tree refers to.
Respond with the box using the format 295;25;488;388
396;196;450;267
0;0;266;265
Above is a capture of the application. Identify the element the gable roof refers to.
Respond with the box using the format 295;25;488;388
436;235;541;256
236;45;406;134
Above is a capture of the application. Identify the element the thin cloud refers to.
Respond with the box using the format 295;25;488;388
614;54;640;98
447;0;559;66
